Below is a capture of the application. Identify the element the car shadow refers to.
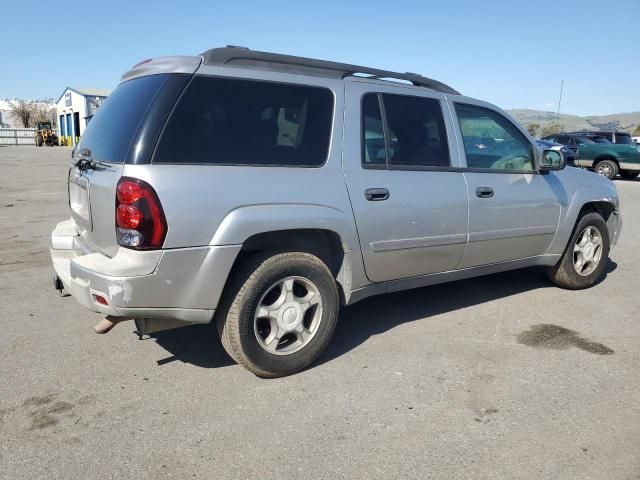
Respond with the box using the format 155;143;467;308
147;261;617;371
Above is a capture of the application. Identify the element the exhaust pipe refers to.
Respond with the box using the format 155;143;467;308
94;316;130;334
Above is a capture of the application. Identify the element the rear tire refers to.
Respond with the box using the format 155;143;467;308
593;159;618;180
35;135;43;147
216;251;339;378
547;212;610;290
619;170;639;180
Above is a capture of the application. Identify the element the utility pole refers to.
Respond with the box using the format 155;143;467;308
555;80;564;134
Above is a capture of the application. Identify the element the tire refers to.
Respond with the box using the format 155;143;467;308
216;251;339;378
619;170;639;180
35;135;43;147
593;159;618;180
547;212;610;290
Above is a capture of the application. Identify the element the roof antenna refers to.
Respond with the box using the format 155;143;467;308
555;80;564;134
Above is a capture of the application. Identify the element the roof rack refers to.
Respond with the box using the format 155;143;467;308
200;46;460;95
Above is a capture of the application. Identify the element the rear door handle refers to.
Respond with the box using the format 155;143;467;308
476;187;494;198
365;188;390;201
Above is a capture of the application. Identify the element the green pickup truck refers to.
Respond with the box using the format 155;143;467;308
543;132;640;180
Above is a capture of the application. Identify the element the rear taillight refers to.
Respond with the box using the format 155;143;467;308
116;177;167;249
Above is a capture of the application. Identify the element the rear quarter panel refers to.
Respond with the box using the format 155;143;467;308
122;67;364;284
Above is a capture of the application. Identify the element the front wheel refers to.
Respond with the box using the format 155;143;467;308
217;251;339;378
593;159;618;180
619;170;639;180
547;212;610;290
35;134;43;147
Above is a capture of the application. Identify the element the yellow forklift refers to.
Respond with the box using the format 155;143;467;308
35;122;59;146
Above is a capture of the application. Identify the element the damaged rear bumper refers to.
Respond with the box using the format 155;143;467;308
50;218;241;323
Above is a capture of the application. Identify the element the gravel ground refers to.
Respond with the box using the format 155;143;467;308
1;146;639;479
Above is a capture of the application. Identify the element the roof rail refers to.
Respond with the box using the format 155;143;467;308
200;46;460;95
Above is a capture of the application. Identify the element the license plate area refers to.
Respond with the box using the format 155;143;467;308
68;170;92;229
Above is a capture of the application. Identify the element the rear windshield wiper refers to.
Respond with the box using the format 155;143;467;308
73;152;110;171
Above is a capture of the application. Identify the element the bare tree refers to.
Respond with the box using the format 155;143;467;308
542;123;564;137
525;123;540;137
32;98;56;126
8;100;35;127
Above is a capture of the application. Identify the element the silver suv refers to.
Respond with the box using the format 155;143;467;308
51;47;622;377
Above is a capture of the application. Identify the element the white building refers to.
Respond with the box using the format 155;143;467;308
56;87;110;146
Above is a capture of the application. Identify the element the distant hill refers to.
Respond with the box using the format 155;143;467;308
506;109;640;135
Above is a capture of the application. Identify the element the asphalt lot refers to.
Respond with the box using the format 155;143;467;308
1;146;639;479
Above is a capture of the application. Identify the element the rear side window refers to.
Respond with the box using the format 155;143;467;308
615;133;632;144
361;93;450;168
362;94;386;166
154;76;334;166
77;74;169;163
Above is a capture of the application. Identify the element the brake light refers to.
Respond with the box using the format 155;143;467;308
115;178;167;249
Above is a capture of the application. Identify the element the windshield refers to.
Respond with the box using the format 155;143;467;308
76;74;169;163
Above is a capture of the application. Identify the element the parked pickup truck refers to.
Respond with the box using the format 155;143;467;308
51;47;622;377
543;132;640;180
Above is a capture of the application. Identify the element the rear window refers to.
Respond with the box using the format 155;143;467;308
76;74;168;163
615;133;633;144
153;76;334;166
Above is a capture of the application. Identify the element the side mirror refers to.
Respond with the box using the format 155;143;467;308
540;149;565;171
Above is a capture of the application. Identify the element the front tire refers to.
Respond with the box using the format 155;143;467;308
593;159;618;180
620;170;639;180
547;212;610;290
35;134;43;147
217;251;339;378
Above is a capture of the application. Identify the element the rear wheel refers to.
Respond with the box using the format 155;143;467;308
619;170;639;180
547;212;610;290
35;134;43;147
217;251;339;378
593;159;618;180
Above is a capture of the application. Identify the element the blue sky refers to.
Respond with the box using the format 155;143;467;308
2;0;639;116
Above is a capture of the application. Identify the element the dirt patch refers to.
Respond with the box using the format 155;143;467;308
517;324;613;355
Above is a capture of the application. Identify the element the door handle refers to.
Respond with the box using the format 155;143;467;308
365;188;390;201
476;186;494;198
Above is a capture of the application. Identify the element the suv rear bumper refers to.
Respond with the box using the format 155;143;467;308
50;218;241;323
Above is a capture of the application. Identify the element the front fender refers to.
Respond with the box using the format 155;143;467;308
546;184;619;255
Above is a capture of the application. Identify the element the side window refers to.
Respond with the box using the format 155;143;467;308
383;94;450;167
154;76;334;166
455;103;534;171
361;94;386;166
555;135;570;145
361;93;450;168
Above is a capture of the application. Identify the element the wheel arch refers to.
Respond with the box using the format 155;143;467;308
547;186;618;256
211;204;367;305
592;154;619;166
